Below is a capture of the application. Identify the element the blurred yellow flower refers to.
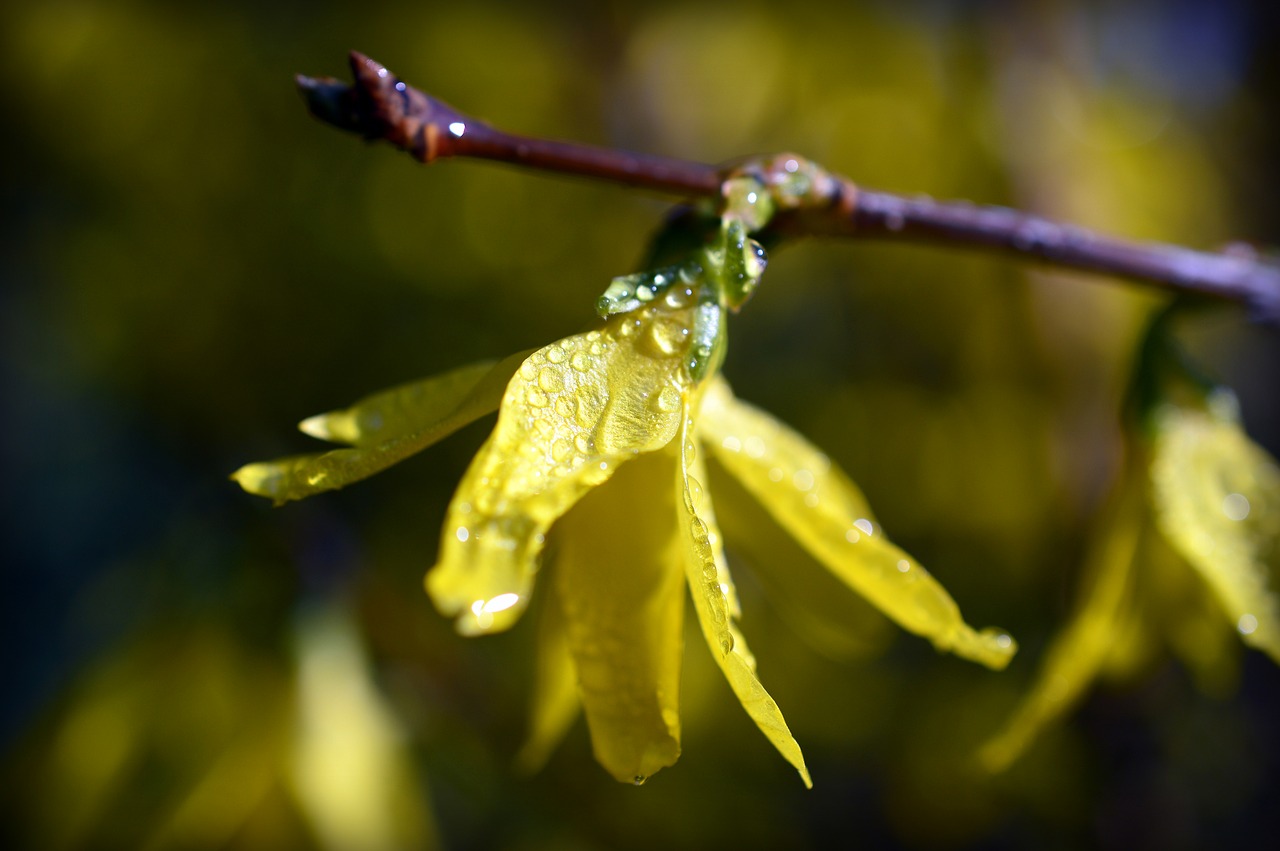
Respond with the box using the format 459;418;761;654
236;266;1016;785
981;387;1280;772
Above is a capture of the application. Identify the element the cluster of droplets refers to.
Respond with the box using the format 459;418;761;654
597;262;704;318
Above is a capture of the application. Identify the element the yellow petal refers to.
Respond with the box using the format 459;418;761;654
426;300;698;635
232;355;526;505
676;404;811;788
552;451;685;784
514;588;581;775
298;360;505;446
708;458;893;661
290;604;435;851
979;478;1144;771
1150;391;1280;661
699;377;1016;669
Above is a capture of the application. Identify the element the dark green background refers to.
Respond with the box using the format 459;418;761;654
4;1;1278;848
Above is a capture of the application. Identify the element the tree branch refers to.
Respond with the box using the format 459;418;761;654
298;51;1279;324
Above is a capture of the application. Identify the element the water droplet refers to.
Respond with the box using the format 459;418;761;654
702;561;717;582
589;341;603;356
1238;613;1259;635
636;285;655;302
654;386;681;413
633;776;646;786
532;418;554;438
684;440;697;462
617;317;643;338
455;526;470;542
555;397;577;419
1223;492;1251;521
853;518;874;536
645;319;691;357
546;345;566;364
719;634;733;654
574;434;593;454
538;367;565;393
994;633;1013;649
527;388;549;408
687;475;704;506
690;516;709;543
896;559;911;573
551;438;572;462
519;362;537;380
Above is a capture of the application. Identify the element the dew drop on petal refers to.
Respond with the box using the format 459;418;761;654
1239;613;1259;635
538;367;565;393
527;388;549;408
545;345;566;364
455;526;470;543
721;435;742;453
570;351;592;372
654;386;681;413
854;518;874;536
520;362;537;380
896;559;911;573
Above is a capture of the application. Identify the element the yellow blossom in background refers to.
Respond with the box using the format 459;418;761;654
236;241;1017;785
981;384;1280;772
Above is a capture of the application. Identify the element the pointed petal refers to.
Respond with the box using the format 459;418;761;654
426;300;697;635
676;404;811;788
979;479;1144;771
699;377;1016;670
514;586;581;776
231;354;526;505
708;459;893;661
1150;391;1280;662
298;360;505;446
551;451;684;784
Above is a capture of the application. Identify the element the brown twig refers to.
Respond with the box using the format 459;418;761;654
298;51;1279;324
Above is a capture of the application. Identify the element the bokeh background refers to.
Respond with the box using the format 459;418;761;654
3;0;1278;848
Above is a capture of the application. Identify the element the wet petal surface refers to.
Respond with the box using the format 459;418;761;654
676;403;811;788
427;301;696;635
232;356;525;505
1151;394;1280;662
699;377;1016;670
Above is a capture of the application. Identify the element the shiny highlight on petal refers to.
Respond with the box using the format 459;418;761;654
1150;394;1280;662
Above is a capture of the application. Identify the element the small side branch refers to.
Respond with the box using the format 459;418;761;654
298;52;1279;324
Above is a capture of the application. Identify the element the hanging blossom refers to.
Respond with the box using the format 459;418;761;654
235;173;1016;786
980;321;1280;772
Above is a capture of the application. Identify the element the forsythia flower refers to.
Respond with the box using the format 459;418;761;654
981;386;1280;771
235;219;1016;785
